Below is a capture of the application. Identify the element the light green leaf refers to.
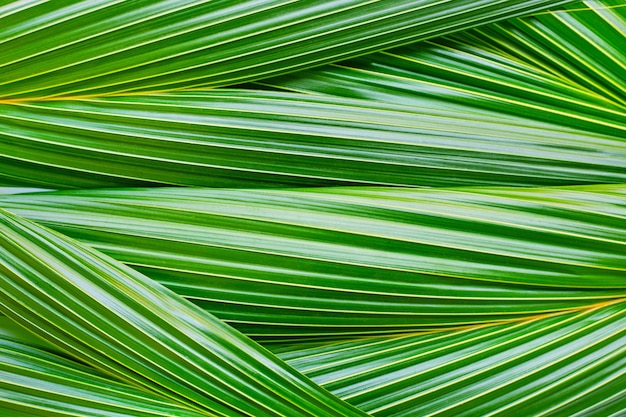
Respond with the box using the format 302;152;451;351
0;0;574;99
0;209;367;417
2;184;625;338
2;90;626;189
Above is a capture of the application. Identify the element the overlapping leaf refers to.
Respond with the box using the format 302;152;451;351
2;2;623;190
2;91;626;189
0;0;573;99
3;184;625;338
0;335;208;417
2;297;624;416
261;0;626;138
0;209;367;416
275;300;626;416
1;0;623;415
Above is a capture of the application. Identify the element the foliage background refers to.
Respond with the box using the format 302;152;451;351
0;1;625;416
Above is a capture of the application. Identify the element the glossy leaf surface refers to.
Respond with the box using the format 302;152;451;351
0;335;208;417
3;185;625;337
0;209;366;416
277;300;626;416
2;297;624;417
2;91;626;189
0;0;623;415
0;0;573;99
262;0;626;138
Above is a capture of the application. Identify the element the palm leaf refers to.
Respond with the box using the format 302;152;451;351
260;0;626;138
1;0;623;414
2;90;626;189
0;290;626;416
0;0;573;99
0;313;116;415
2;291;623;417
0;335;208;417
3;184;625;338
275;300;626;416
0;208;367;417
484;0;626;104
0;315;57;353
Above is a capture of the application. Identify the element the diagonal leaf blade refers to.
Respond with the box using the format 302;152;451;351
0;0;575;99
0;334;208;417
275;300;626;416
259;0;626;139
0;209;367;416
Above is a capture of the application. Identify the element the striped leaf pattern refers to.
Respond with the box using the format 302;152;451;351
277;300;626;416
1;185;626;338
2;91;626;189
0;336;207;417
261;0;626;138
0;209;367;417
1;0;625;416
0;0;573;99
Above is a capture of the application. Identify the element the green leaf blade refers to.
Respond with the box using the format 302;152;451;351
276;300;626;416
3;184;625;338
0;0;575;99
260;0;626;139
2;91;626;189
0;336;207;417
0;209;368;417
